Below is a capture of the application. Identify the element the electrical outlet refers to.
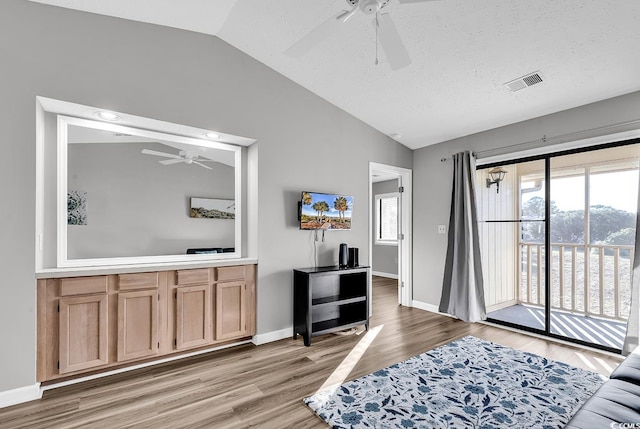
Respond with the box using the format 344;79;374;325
438;225;446;234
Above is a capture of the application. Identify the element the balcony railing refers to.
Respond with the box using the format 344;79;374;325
519;242;633;321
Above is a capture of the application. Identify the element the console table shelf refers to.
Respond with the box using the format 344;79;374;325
293;265;369;346
312;295;366;307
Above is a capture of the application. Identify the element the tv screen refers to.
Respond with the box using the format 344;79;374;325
300;191;353;230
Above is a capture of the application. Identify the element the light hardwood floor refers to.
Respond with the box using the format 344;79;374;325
0;277;623;428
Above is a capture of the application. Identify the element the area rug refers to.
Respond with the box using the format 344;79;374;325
304;336;604;428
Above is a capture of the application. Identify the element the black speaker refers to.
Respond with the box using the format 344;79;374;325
339;243;348;268
348;247;359;267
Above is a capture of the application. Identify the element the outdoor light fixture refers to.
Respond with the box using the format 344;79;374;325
486;166;508;193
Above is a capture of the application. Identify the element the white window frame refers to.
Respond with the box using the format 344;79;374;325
375;192;399;246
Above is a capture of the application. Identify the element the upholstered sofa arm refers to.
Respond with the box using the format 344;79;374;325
565;346;640;428
609;350;640;386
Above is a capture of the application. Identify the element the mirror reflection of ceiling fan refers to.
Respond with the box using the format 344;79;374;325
141;149;214;170
284;0;440;70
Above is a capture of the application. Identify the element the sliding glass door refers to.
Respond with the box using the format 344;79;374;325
477;159;546;332
478;142;640;352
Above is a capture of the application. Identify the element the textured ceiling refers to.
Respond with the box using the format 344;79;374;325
28;0;640;149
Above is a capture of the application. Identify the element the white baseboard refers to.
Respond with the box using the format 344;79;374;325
412;300;457;319
252;327;293;345
412;300;439;313
0;384;42;408
371;271;398;279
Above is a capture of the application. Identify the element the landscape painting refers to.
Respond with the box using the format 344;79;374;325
67;190;87;225
190;197;235;219
300;192;353;230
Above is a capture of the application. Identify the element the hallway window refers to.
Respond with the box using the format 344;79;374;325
375;193;399;244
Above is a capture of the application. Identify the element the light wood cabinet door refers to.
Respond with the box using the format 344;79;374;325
216;281;247;340
175;285;212;350
59;294;108;374
117;290;159;362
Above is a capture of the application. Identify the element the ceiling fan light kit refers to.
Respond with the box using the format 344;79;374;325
285;0;437;70
358;0;386;14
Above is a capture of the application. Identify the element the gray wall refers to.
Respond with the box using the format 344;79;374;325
3;0;639;396
0;0;412;392
66;142;235;259
412;90;640;307
372;179;398;276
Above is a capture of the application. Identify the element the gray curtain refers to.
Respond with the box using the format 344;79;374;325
623;171;640;355
439;151;486;322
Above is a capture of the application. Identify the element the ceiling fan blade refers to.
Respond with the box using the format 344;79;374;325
159;158;186;165
141;149;180;159
375;13;412;70
284;11;347;58
193;161;213;170
337;6;359;23
397;0;442;3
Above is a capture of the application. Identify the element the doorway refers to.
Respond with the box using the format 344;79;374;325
477;142;640;352
369;162;412;309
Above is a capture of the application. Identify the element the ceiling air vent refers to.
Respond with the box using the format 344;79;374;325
504;71;544;92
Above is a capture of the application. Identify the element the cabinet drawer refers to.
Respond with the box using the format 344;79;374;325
217;266;245;282
118;272;159;290
60;276;108;296
176;269;210;285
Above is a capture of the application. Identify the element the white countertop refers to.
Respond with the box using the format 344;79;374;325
36;258;258;279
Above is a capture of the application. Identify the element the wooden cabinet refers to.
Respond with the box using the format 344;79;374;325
37;263;256;382
175;284;212;350
293;266;369;346
57;275;109;374
117;289;159;361
216;281;247;340
58;294;108;374
116;272;160;361
172;269;213;351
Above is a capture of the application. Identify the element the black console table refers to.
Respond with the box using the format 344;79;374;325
293;265;369;346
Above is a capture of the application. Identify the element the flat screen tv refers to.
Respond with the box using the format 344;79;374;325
300;191;353;230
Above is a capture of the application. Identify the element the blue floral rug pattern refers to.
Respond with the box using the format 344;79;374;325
304;336;604;428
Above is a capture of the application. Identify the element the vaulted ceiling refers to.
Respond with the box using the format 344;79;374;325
28;0;640;149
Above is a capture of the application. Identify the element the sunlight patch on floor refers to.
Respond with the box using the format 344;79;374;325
575;351;600;374
315;325;383;395
593;356;614;374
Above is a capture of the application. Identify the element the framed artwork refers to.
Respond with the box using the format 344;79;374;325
190;197;235;219
68;190;87;225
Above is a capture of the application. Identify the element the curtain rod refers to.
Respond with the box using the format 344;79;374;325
440;152;476;163
440;117;640;163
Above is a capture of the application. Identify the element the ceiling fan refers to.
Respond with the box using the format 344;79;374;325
141;149;213;170
284;0;440;70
